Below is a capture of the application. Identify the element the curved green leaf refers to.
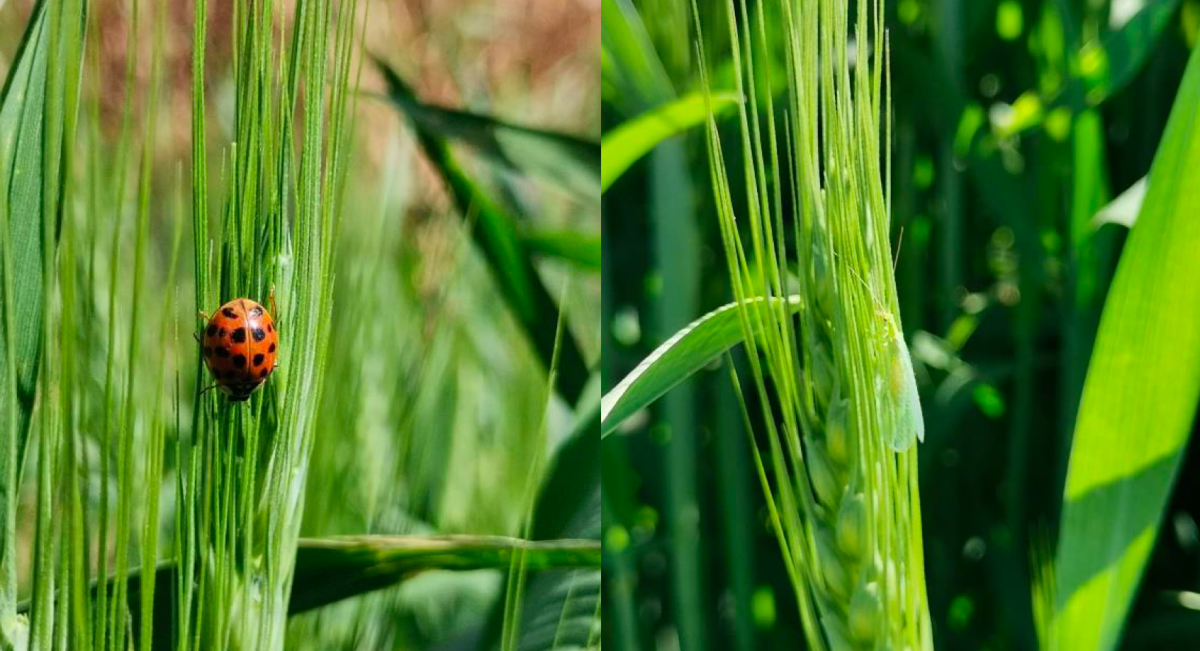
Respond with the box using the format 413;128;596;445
289;535;600;615
601;296;801;437
1;0;86;639
1053;39;1200;651
0;0;49;518
22;535;599;641
521;227;601;271
600;91;738;193
376;60;592;405
369;85;598;199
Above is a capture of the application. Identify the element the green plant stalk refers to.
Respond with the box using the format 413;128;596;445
170;0;360;647
31;0;90;646
698;0;932;647
60;8;90;650
94;0;142;643
32;0;66;644
0;132;17;650
500;279;569;651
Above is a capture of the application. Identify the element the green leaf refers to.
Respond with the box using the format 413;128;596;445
520;227;601;271
1053;39;1200;651
531;397;600;543
0;0;86;638
0;0;50;532
601;296;801;438
600;92;738;193
22;535;598;647
376;59;592;405
600;0;674;110
1057;0;1181;110
374;86;598;200
288;535;600;616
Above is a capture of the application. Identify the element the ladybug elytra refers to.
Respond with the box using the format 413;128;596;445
198;293;279;402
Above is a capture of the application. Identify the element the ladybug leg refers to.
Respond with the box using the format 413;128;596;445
199;384;219;396
194;311;210;343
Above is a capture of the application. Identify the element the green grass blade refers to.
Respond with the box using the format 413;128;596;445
0;11;52;618
520;227;601;272
0;0;87;644
600;91;737;193
25;536;597;612
375;60;592;405
1053;38;1200;651
369;85;598;199
600;0;673;108
288;536;600;616
601;296;800;437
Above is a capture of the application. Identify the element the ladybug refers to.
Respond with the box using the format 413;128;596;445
198;292;279;402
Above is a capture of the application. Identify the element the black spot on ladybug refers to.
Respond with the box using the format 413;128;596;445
203;347;212;357
252;328;266;342
216;347;230;358
253;353;264;367
267;324;274;333
232;354;246;368
206;324;217;336
259;369;268;379
250;306;263;317
222;307;237;318
268;343;275;353
231;328;247;343
217;327;226;338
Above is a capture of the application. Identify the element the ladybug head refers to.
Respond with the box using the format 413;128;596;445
222;381;259;402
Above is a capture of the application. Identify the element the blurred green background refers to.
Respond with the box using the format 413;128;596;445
601;0;1200;648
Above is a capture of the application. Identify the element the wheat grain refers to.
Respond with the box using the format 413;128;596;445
698;0;932;647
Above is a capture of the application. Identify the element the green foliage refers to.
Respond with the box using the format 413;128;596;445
0;0;599;648
290;535;599;616
520;227;602;272
377;61;593;405
600;91;738;192
601;296;800;437
694;0;931;645
477;401;601;651
0;0;87;646
372;83;599;200
1052;38;1200;651
602;0;1200;647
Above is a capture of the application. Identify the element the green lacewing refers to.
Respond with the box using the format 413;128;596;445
875;310;924;452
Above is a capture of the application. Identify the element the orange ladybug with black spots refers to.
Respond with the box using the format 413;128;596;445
199;294;279;402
